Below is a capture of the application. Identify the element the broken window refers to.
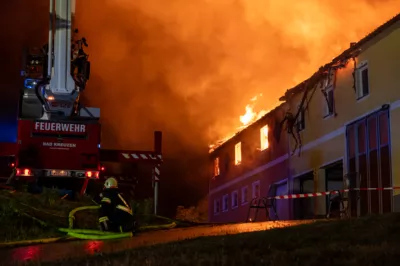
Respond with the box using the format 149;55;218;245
213;157;220;177
231;190;238;208
323;86;335;117
321;69;336;118
234;142;242;165
222;194;229;212
260;125;269;150
356;62;369;99
241;186;248;204
297;105;305;131
252;180;261;199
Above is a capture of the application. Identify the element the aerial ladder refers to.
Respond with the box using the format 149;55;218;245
21;0;95;120
13;0;163;213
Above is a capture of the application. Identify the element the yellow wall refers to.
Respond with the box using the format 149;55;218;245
287;22;400;183
390;108;400;195
288;134;344;176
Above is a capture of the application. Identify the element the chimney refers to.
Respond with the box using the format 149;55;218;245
350;42;357;48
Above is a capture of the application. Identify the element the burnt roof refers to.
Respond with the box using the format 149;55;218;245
279;13;400;101
210;13;400;155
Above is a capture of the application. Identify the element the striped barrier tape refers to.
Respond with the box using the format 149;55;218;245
268;186;400;200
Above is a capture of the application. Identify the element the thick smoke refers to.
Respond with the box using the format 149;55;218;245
76;0;399;151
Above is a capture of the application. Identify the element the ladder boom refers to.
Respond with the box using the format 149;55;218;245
49;0;75;94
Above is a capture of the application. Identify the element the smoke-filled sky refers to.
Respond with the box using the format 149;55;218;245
74;0;400;152
0;0;399;212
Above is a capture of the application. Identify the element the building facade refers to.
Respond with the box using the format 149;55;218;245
208;14;400;223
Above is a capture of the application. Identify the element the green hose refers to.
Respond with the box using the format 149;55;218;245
0;204;179;245
58;228;117;235
68;205;100;228
67;231;133;240
62;205;178;240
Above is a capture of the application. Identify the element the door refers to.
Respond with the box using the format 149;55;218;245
346;108;392;216
275;182;288;220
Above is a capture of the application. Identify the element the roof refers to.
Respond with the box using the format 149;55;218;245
209;13;400;155
209;102;286;154
279;13;400;101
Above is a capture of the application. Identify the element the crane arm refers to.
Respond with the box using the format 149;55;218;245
38;0;90;119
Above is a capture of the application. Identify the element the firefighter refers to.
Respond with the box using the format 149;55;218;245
98;177;136;233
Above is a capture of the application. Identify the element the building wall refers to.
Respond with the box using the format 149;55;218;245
285;21;400;216
288;22;400;153
208;20;400;222
209;110;291;222
209;159;289;223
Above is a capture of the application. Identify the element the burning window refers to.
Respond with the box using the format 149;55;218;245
213;157;220;177
260;125;269;150
234;142;242;165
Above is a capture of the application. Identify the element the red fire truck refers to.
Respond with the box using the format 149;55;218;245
0;0;162;212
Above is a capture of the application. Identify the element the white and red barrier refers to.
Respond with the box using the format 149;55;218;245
267;186;400;200
121;153;162;161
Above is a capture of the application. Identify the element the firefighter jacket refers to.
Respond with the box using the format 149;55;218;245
98;188;133;226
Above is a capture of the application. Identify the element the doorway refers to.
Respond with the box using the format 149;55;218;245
346;108;392;216
292;172;314;219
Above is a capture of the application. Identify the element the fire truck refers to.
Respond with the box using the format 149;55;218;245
0;0;162;212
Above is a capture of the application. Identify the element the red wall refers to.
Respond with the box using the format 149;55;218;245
209;108;290;223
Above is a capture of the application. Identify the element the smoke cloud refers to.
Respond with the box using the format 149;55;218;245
75;0;399;152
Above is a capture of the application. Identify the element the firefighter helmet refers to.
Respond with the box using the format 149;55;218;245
104;177;118;189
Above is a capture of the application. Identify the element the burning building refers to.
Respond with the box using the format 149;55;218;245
208;13;400;223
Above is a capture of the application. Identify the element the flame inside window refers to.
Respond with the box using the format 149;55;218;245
260;125;269;150
235;142;242;165
214;157;220;177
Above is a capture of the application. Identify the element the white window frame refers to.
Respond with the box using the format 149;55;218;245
231;190;239;209
213;157;220;177
296;104;305;131
234;142;242;165
322;85;335;118
252;180;261;199
241;186;249;205
260;125;269;151
356;61;369;100
213;199;220;215
222;194;229;212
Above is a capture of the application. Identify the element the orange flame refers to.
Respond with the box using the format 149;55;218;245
209;94;274;152
239;94;269;127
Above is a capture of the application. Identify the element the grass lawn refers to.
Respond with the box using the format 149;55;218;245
44;213;400;266
0;187;191;243
0;188;95;242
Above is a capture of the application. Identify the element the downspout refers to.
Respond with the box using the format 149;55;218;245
286;125;292;220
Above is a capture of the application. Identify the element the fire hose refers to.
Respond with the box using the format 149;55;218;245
0;205;178;247
58;205;177;240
